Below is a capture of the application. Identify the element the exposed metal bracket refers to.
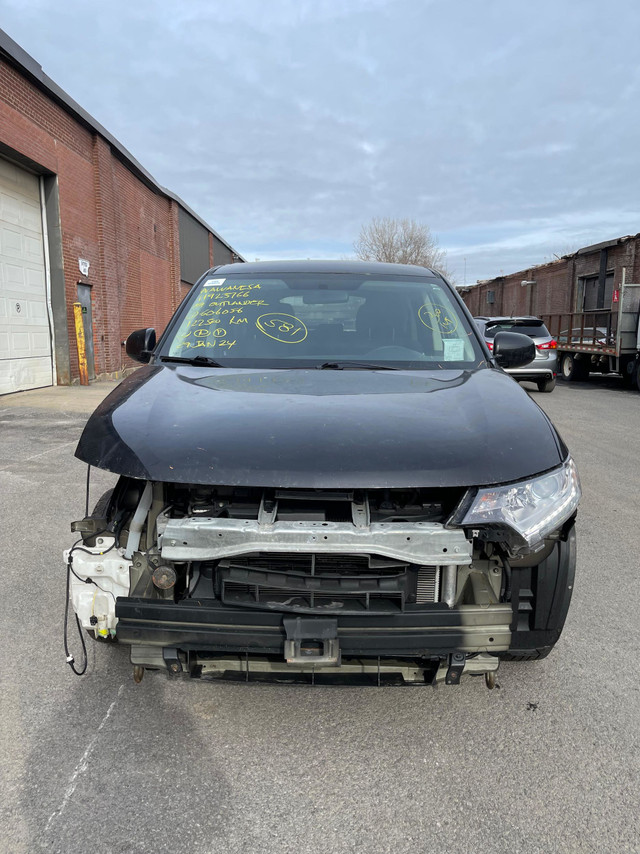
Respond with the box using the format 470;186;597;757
162;647;183;675
445;651;466;684
351;495;370;528
258;493;278;526
283;617;341;667
432;652;500;685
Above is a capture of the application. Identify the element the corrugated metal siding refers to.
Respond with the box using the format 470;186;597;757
212;234;233;267
178;206;210;286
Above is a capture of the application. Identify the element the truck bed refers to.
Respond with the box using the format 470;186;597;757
543;284;640;358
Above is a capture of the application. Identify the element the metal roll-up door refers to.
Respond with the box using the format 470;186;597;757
0;157;53;394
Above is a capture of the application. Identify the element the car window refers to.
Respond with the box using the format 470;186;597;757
162;272;485;369
484;320;550;339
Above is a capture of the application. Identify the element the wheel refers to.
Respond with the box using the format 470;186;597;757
635;360;640;392
91;487;114;518
561;353;588;382
498;647;553;661
79;487;115;547
536;377;556;393
621;368;635;388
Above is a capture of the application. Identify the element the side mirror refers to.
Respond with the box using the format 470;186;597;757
493;331;536;369
125;328;156;364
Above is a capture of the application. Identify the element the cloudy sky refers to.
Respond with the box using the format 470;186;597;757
2;0;640;284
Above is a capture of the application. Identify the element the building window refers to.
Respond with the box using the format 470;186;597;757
486;290;495;305
577;272;614;311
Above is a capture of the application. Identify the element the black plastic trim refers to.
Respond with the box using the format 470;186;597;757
116;598;474;656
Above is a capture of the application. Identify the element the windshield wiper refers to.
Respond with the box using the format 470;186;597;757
159;355;225;367
317;361;398;371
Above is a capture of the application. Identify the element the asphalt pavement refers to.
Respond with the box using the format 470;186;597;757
1;376;639;854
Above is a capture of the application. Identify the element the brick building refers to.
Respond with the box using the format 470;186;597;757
0;28;243;394
459;234;640;321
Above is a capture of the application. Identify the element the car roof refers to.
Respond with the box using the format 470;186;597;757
210;259;441;278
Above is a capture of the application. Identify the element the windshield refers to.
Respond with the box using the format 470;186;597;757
160;272;485;369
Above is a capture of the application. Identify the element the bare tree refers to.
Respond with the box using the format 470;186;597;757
354;217;452;279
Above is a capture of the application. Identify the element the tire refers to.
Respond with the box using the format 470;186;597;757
621;370;635;388
78;488;116;547
561;353;588;382
498;647;553;661
91;488;114;518
536;377;556;393
636;360;640;393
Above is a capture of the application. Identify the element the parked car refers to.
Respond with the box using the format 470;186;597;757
557;326;611;346
66;261;580;688
474;316;557;392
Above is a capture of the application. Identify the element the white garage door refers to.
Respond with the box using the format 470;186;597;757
0;158;53;395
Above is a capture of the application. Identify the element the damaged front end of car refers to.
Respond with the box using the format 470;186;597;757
68;463;579;688
65;260;580;687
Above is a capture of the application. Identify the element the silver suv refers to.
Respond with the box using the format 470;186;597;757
475;316;557;393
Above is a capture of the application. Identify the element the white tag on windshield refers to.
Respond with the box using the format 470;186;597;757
443;339;465;361
202;278;226;288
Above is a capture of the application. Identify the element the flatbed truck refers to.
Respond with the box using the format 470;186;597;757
542;283;640;391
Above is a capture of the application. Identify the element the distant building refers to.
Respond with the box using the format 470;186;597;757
459;234;639;319
0;28;243;393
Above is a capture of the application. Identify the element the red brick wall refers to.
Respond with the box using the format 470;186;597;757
0;56;217;382
460;237;640;320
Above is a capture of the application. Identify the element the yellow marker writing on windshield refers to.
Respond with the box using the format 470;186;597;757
418;304;459;335
256;313;308;344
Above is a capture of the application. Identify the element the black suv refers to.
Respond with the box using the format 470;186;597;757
67;261;580;687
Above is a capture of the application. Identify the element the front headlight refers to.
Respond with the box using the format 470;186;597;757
459;458;581;549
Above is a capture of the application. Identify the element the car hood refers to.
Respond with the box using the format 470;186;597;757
75;364;566;488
